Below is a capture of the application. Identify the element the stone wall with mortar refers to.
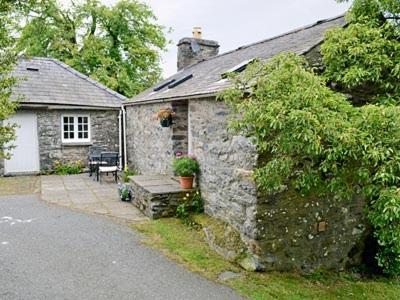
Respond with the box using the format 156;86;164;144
171;100;189;155
189;98;259;248
37;109;119;171
255;190;369;273
189;98;370;273
130;175;196;219
125;101;188;175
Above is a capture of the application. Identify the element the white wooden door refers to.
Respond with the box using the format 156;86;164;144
4;112;40;175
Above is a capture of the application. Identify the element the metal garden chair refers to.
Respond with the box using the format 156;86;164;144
96;152;119;183
88;146;105;177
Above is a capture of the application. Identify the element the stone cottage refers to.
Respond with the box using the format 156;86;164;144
0;57;125;175
125;16;369;273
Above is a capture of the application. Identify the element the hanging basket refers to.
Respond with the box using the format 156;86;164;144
160;117;173;127
155;108;176;127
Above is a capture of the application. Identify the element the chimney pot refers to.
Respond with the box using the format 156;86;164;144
192;27;202;39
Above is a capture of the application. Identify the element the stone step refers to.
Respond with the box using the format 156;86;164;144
129;175;197;219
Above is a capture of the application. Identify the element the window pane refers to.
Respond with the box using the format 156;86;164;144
62;115;89;141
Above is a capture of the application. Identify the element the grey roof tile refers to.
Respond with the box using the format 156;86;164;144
12;57;126;108
128;15;346;104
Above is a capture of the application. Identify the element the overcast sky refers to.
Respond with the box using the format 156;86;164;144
97;0;352;77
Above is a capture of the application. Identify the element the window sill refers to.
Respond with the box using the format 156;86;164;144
62;142;93;147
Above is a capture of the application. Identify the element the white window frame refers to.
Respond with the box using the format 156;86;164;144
61;114;91;143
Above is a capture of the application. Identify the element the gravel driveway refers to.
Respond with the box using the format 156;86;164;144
0;195;242;300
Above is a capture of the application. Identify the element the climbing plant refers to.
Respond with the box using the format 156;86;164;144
219;53;400;275
322;0;400;104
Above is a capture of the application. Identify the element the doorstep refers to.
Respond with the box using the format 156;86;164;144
129;175;197;219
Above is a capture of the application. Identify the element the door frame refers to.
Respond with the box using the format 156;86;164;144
4;111;40;175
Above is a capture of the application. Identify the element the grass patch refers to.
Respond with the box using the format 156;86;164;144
0;176;40;196
132;215;400;300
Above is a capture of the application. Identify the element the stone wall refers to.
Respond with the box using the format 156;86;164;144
188;98;370;273
255;190;369;273
172;100;189;154
125;101;188;175
130;175;197;219
189;98;259;248
37;108;119;171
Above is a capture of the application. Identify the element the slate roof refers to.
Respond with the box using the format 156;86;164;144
128;15;346;104
13;57;126;108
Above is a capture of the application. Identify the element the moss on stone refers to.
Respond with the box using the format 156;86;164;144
193;214;247;262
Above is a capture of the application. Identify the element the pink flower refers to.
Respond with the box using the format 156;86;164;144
175;151;184;157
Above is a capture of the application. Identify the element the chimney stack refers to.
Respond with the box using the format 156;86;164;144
177;27;220;71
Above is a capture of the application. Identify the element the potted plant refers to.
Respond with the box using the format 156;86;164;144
172;155;200;189
154;108;176;127
118;184;133;202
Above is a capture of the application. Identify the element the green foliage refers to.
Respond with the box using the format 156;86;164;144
118;184;132;201
0;0;22;159
322;0;400;104
175;203;190;219
122;167;136;183
54;160;84;175
120;188;130;199
172;156;200;177
16;0;168;97
176;191;204;229
219;52;400;275
367;188;400;275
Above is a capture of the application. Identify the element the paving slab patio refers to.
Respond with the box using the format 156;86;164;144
40;174;148;223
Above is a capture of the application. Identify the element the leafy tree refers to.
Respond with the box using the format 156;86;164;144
17;0;168;97
0;1;24;159
220;53;400;275
322;0;400;104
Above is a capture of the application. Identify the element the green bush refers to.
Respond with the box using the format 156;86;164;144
54;160;83;175
176;191;204;229
172;156;199;177
122;167;136;183
219;53;400;275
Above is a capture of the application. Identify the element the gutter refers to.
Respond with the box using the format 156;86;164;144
19;103;120;110
123;92;217;107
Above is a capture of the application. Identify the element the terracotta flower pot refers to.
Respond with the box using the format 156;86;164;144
179;176;194;189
